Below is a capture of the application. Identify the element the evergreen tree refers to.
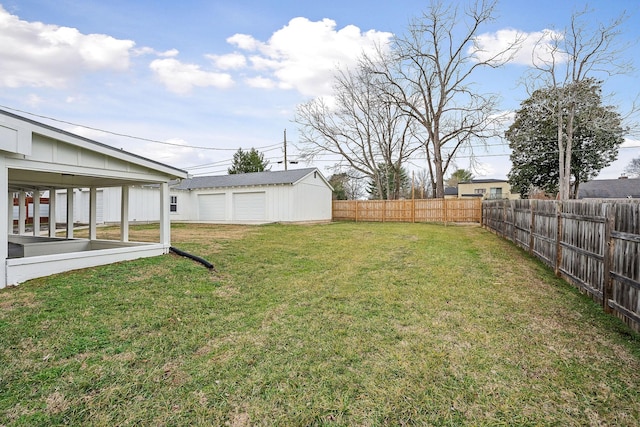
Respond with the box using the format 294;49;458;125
367;164;410;200
506;79;626;198
446;169;474;187
228;148;270;174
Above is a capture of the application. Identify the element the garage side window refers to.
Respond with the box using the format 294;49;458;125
170;195;178;213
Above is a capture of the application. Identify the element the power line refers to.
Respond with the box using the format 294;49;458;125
0;104;283;152
183;146;284;170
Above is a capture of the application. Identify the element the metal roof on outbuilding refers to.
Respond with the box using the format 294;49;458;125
173;168;323;190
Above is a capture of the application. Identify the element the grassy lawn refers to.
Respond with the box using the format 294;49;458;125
1;222;639;426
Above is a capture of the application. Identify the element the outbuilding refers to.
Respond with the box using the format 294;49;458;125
170;168;333;224
0;109;188;288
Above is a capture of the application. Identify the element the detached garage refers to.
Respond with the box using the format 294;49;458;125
170;168;333;224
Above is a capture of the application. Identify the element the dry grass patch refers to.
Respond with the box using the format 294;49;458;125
0;290;39;312
45;391;69;415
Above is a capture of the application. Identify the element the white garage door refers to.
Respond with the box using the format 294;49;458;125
198;194;226;221
233;192;266;221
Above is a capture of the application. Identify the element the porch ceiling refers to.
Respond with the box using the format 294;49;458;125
8;168;161;192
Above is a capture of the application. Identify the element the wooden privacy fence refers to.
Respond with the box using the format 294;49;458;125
483;199;640;333
332;198;482;223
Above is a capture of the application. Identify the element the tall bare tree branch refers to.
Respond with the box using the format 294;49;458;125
365;0;522;197
295;58;419;199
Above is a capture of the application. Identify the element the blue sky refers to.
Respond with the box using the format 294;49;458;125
1;0;639;180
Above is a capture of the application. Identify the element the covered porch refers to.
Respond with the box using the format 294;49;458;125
0;109;188;288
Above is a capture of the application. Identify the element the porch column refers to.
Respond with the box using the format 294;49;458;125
159;182;170;248
18;190;26;235
66;187;74;238
121;185;129;242
89;187;97;241
0;159;8;289
33;190;41;236
7;192;13;235
48;189;57;238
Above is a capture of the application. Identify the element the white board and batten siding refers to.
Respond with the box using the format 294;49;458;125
290;172;333;222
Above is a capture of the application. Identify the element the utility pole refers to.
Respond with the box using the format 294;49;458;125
283;129;288;171
278;129;297;170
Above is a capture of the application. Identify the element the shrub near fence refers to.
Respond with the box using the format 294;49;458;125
483;199;640;333
332;198;482;223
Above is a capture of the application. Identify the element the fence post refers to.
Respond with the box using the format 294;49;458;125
603;203;616;313
510;200;516;244
496;201;507;239
555;201;563;277
443;199;448;226
355;200;359;223
412;198;415;223
382;200;386;222
529;200;535;255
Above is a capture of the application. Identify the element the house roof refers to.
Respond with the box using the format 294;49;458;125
173;168;324;190
578;178;640;199
459;179;507;184
444;186;458;196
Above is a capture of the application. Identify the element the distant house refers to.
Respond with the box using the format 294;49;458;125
577;177;640;199
170;168;333;224
458;179;519;200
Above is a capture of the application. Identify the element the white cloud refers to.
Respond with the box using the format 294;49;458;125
226;17;393;97
66;126;109;141
622;138;640;148
133;47;179;57
473;162;496;177
26;94;44;107
245;76;277;89
0;5;135;88
473;28;567;66
149;58;234;94
206;52;247;70
135;138;206;166
227;33;262;51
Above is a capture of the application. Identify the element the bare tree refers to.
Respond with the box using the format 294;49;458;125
413;168;433;199
365;0;520;198
625;157;640;178
343;169;367;200
528;7;632;199
295;61;418;200
327;169;367;200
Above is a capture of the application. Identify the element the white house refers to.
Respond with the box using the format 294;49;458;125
0;108;188;288
169;168;333;224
